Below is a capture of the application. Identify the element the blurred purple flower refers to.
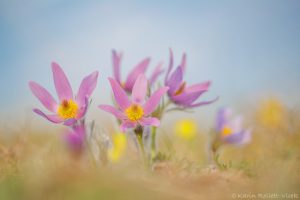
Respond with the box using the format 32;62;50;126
216;108;252;146
99;74;168;132
29;62;98;125
65;123;86;154
165;49;218;108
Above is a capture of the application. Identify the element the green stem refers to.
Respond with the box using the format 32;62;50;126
136;133;147;168
134;125;148;168
150;127;157;162
149;100;172;164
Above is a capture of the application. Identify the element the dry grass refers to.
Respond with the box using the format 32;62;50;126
0;104;300;200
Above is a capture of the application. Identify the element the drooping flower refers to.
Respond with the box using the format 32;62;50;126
112;50;150;93
108;133;127;162
165;49;218;108
215;108;251;146
65;122;86;155
175;119;198;141
29;62;98;125
99;74;169;132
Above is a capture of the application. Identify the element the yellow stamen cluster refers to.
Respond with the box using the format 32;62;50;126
221;126;233;137
57;99;78;119
125;104;144;121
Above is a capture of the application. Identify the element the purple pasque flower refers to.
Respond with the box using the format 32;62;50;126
165;49;218;108
216;108;252;146
65;122;86;154
99;74;169;132
29;62;98;125
112;49;150;93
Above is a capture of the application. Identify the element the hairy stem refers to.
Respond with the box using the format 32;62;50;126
134;126;148;168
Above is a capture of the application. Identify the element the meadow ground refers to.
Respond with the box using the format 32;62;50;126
0;101;299;200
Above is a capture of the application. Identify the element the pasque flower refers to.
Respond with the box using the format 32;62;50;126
112;50;164;92
215;108;251;146
99;74;168;132
165;49;217;108
29;62;98;125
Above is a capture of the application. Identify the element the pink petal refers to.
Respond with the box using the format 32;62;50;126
149;62;164;85
187;97;219;108
76;96;89;119
108;77;131;111
185;81;211;93
124;57;150;91
165;48;174;84
65;124;85;152
33;108;63;123
171;81;212;106
216;108;233;132
132;74;148;104
77;71;99;107
63;118;77;126
180;53;187;74
29;81;57;112
229;116;243;133
112;49;122;83
166;67;183;95
65;132;84;152
52;62;73;101
223;129;251;146
143;86;169;115
171;90;207;105
139;117;160;127
240;129;252;145
98;105;125;120
120;120;137;132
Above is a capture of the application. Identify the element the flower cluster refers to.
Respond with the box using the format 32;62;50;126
29;49;252;167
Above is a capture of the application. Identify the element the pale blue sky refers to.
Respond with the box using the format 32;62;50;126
0;0;300;117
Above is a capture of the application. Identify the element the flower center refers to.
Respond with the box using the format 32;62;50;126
174;82;186;96
221;126;233;137
57;99;78;119
125;104;144;121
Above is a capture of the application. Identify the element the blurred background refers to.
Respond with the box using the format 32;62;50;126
0;0;300;124
0;2;300;199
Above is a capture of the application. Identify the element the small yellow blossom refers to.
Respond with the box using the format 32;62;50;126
258;98;286;128
175;119;198;140
108;133;127;162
